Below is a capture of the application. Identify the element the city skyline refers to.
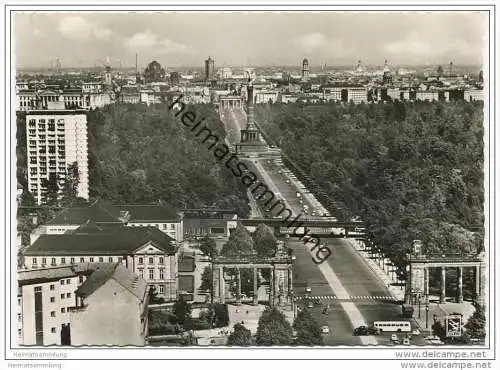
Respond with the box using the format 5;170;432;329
14;12;487;69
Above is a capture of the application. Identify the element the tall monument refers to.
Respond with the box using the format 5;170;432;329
236;70;267;154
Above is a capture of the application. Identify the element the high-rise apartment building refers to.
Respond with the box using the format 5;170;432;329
26;111;89;205
302;58;310;82
204;56;215;81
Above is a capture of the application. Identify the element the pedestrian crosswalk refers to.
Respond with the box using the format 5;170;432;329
294;295;400;302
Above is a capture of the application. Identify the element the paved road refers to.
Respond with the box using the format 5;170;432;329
220;108;425;346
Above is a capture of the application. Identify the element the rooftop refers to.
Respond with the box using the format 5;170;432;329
75;263;147;302
116;203;180;222
25;225;176;256
48;200;122;225
18;265;78;286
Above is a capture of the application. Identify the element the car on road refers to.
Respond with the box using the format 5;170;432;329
305;287;312;293
321;326;330;335
411;329;421;336
391;334;399;342
403;338;410;345
307;301;314;308
286;179;291;184
353;326;379;336
427;339;445;345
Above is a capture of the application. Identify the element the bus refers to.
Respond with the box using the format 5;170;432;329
373;321;411;333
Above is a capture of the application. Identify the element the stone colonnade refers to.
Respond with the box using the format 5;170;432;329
212;263;292;306
407;260;485;305
219;98;243;109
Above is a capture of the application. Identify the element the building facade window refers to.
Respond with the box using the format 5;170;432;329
60;280;65;285
51;258;56;266
138;268;144;278
50;297;55;303
148;268;154;280
80;257;85;263
66;279;71;284
108;257;113;263
51;328;56;333
138;257;143;265
99;257;104;262
60;294;65;300
32;258;37;265
61;258;66;264
148;257;154;265
79;276;84;284
70;258;75;264
159;269;164;280
159;285;165;294
61;308;65;313
66;293;71;298
50;311;56;317
89;257;94;262
49;284;55;291
159;257;164;264
42;258;46;265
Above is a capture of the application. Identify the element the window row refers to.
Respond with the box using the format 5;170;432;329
31;256;122;266
137;268;166;280
137;256;166;265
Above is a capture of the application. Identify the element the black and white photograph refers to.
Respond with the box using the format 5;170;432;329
1;1;498;368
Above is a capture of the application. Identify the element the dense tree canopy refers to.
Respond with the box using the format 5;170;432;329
464;304;486;339
256;101;484;273
252;223;278;257
221;223;256;256
172;296;192;325
86;104;250;215
198;236;217;259
292;309;324;346
256;306;293;346
227;323;252;346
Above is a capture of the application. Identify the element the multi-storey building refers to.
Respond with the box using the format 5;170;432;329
116;204;183;241
205;56;215;81
30;200;184;244
23;224;179;300
347;87;367;104
26;110;89;205
17;265;87;345
82;82;103;94
16;88;111;111
464;89;484;102
17;263;148;346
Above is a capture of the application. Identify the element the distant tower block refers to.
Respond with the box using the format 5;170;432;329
104;65;112;86
302;58;310;82
205;56;215;81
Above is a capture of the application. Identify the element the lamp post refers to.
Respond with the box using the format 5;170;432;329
425;304;429;329
418;295;421;319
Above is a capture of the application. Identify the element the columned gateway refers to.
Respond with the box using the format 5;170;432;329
219;95;243;110
406;241;485;306
212;242;293;307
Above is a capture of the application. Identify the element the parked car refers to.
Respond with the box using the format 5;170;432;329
391;334;399;342
353;326;379;336
411;329;421;336
305;287;312;293
321;326;330;334
403;338;410;345
307;301;314;308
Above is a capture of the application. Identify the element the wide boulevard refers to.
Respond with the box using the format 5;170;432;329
220;107;423;345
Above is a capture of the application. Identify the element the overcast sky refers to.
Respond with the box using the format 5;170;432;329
14;12;487;69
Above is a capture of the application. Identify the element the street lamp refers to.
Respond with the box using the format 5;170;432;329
425;304;430;329
418;295;421;319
